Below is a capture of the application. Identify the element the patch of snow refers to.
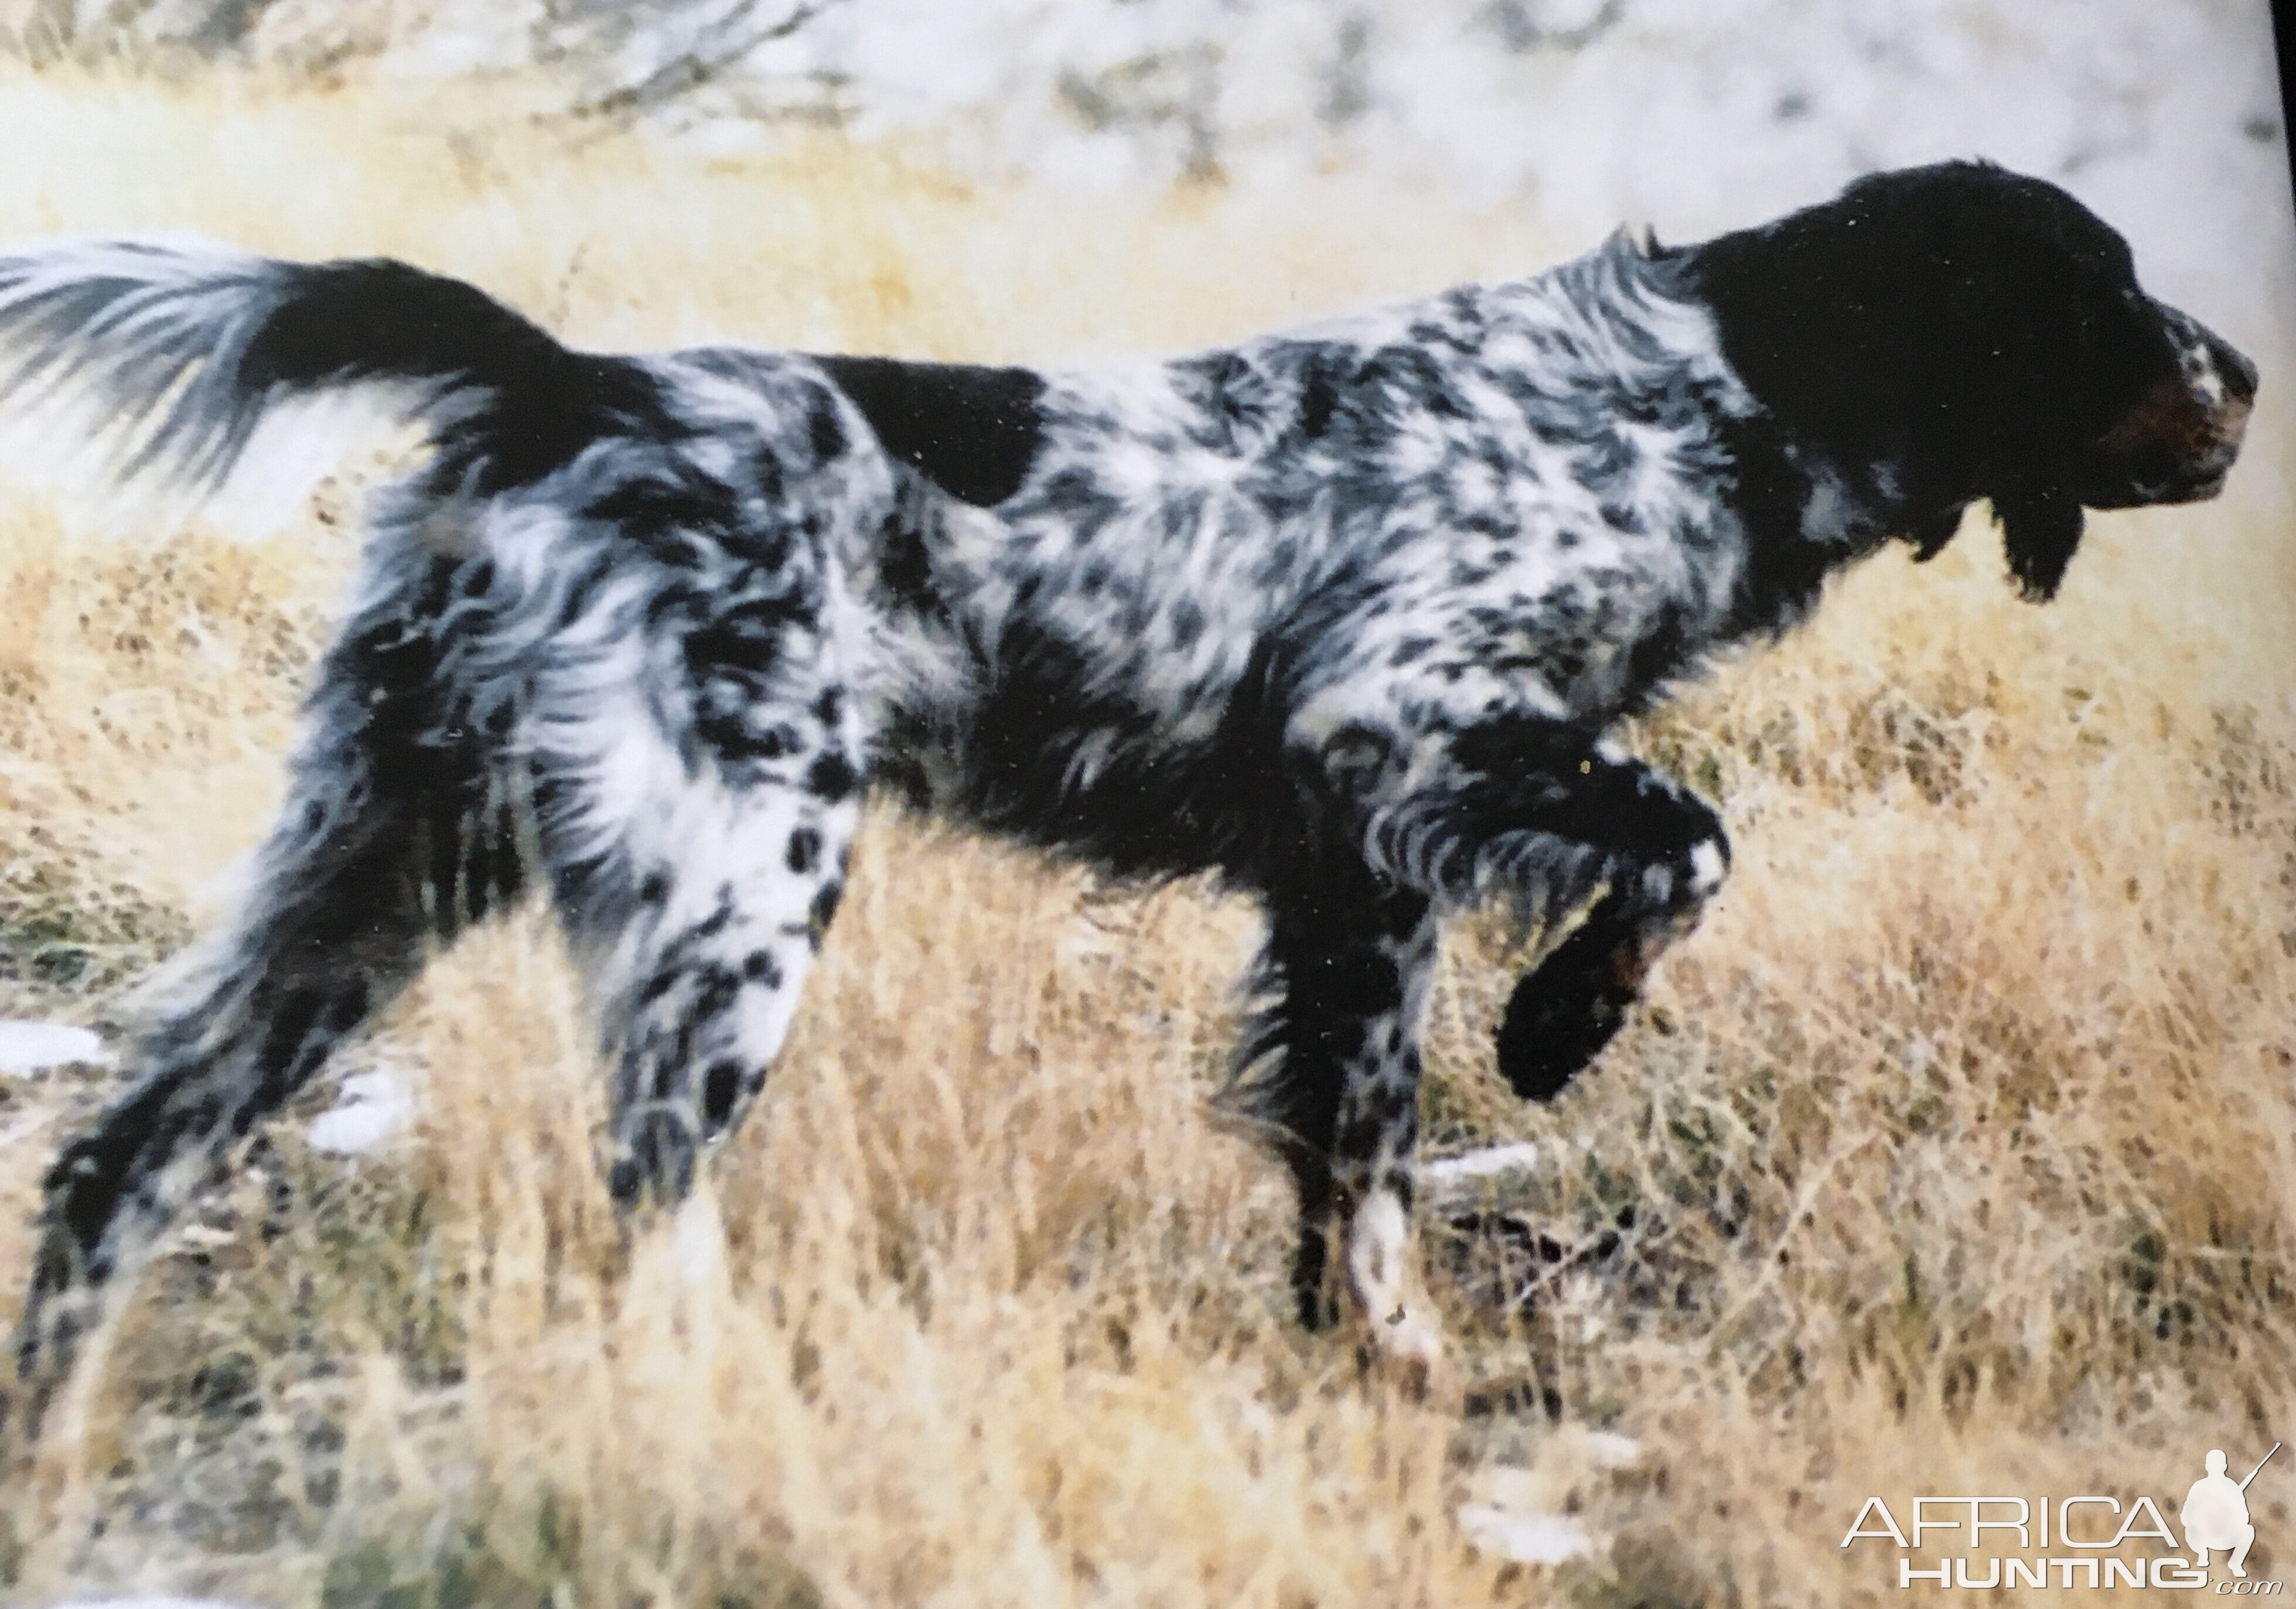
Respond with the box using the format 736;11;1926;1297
303;1068;417;1157
1421;1141;1541;1184
1456;1504;1595;1564
1419;1142;1541;1210
0;1022;115;1075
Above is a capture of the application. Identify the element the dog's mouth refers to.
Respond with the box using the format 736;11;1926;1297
2082;439;2243;509
2156;460;2234;504
2077;314;2257;510
2079;391;2251;510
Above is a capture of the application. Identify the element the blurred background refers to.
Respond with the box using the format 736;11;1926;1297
5;0;2291;333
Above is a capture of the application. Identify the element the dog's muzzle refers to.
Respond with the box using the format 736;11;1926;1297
2081;303;2257;508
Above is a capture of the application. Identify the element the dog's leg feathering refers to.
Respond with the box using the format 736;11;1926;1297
11;595;510;1441
524;540;865;1212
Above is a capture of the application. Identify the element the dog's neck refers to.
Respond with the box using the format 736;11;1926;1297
1703;405;1951;638
1574;232;1961;638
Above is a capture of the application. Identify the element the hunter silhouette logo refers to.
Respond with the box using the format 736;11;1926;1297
2185;1444;2278;1580
1841;1440;2285;1591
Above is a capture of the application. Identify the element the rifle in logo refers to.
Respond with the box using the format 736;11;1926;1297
2247;1446;2283;1491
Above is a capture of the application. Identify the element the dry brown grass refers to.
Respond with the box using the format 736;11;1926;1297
0;63;2294;1608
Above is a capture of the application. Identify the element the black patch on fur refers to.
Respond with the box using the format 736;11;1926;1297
1441;718;1721;868
814;354;1047;507
585;472;744;537
874;516;943;617
785;828;821;875
610;1111;695;1205
684;600;806;677
807;393;847;462
1232;857;1431;1329
1494;904;1642;1102
807;880;844;944
1168;600;1205;650
1713;414;1838;636
337;572;525;938
702;1060;743;1129
1298;369;1338;439
806;751;858;802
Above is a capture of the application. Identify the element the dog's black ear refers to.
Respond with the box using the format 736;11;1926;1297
1992;486;2085;601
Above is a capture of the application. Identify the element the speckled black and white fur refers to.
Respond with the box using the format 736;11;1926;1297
0;161;2256;1421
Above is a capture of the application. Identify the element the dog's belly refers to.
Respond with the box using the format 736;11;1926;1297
889;639;1286;883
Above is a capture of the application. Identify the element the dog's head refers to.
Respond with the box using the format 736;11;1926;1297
1692;160;2256;600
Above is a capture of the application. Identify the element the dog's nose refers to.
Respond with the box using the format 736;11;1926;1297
2208;332;2260;405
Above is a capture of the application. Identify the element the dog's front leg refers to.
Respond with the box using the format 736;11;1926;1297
1238;860;1448;1387
1345;711;1731;1101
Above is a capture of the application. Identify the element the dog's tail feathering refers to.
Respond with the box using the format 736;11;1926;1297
0;237;624;494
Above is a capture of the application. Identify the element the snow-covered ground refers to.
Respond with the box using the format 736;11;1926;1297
0;1019;112;1073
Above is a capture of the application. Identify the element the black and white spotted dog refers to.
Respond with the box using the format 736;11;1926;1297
0;161;2255;1422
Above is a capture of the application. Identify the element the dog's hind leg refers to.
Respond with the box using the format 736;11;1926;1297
1233;856;1446;1383
13;577;511;1434
524;571;866;1213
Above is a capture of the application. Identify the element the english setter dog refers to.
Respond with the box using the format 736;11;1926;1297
0;161;2255;1424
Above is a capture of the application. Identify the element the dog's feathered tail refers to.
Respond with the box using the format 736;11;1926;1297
0;238;653;494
